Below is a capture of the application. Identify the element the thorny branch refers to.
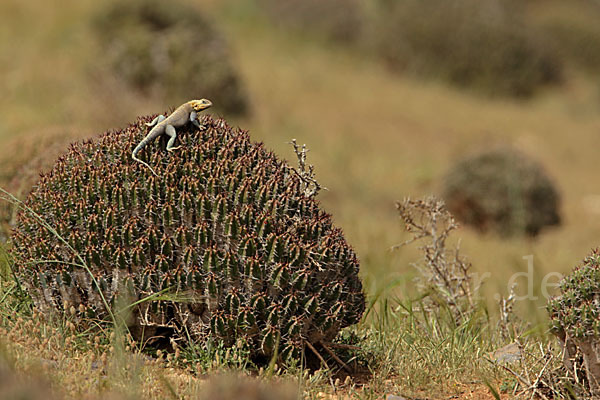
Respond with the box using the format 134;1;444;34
288;139;325;198
394;197;477;321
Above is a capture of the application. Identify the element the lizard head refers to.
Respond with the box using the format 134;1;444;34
189;99;213;112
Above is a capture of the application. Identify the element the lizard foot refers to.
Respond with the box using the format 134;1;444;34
193;121;208;131
167;146;182;152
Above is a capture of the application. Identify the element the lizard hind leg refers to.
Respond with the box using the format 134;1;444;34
165;125;182;152
145;114;166;127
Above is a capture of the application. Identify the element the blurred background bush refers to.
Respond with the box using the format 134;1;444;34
257;0;365;44
529;0;600;73
0;126;90;240
442;147;561;237
370;0;562;97
93;0;249;116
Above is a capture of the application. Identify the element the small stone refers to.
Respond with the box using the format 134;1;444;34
386;395;408;400
488;342;522;364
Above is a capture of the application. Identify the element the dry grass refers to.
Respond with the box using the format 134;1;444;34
0;313;301;399
1;0;600;398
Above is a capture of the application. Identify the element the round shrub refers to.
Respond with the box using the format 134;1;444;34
537;5;600;73
548;249;600;396
0;126;89;241
93;0;248;115
10;113;365;362
373;0;562;97
442;148;561;237
258;0;364;44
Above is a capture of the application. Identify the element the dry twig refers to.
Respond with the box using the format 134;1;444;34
394;197;477;321
321;342;352;373
288;139;325;198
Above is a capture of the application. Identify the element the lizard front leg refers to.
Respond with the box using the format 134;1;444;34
190;111;206;130
165;125;181;152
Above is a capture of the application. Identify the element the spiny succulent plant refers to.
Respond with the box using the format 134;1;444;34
548;249;600;340
548;249;600;396
10;113;365;362
442;147;561;237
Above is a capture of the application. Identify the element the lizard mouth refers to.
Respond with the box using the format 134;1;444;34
194;99;213;111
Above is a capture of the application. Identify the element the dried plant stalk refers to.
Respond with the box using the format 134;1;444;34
394;197;476;320
288;139;325;198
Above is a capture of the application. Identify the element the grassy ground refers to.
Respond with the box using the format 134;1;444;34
1;0;600;398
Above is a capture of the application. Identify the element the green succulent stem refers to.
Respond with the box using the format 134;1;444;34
0;187;118;327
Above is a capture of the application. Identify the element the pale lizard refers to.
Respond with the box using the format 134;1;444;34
132;99;213;175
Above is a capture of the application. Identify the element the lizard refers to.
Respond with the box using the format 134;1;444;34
132;99;213;175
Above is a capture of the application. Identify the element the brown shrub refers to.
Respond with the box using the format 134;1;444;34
0;126;89;241
535;2;600;72
442;147;561;237
258;0;365;44
372;0;562;97
93;0;249;116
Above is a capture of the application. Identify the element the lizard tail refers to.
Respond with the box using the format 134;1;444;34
132;153;158;176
